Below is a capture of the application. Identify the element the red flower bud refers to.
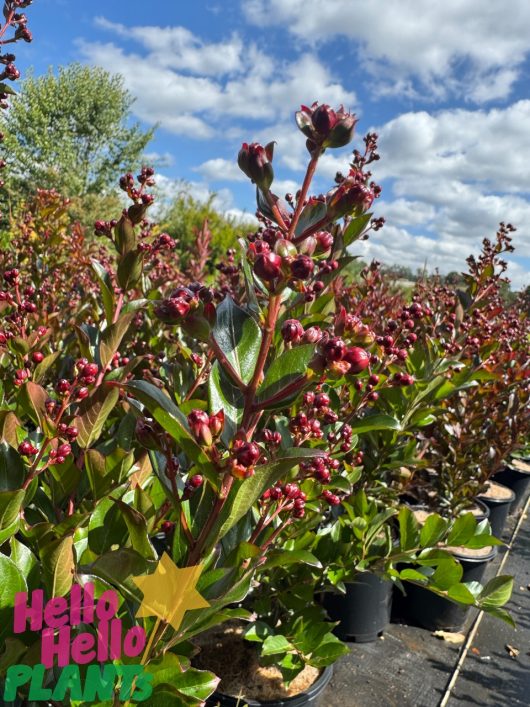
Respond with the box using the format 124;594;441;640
343;347;370;374
57;379;70;393
238;142;275;191
315;231;334;253
290;255;314;280
187;409;212;446
254;252;282;281
322;489;341;506
274;238;297;258
82;363;99;377
281;319;304;344
324;337;346;362
233;440;261;468
18;441;35;456
209;410;225;438
302;326;323;344
32;351;44;363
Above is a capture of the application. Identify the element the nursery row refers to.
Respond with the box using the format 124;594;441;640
0;111;528;704
0;6;529;703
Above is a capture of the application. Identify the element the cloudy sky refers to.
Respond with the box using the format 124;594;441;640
16;0;530;288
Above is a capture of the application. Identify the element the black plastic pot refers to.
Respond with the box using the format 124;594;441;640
321;572;392;642
493;462;530;515
477;482;516;538
205;666;333;707
405;546;497;632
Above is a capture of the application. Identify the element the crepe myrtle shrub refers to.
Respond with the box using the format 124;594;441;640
0;105;515;705
0;103;379;703
410;226;530;514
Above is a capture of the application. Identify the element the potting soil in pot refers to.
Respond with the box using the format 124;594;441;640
194;624;320;701
480;481;514;500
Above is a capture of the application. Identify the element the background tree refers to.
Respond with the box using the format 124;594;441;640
0;63;153;225
157;185;256;268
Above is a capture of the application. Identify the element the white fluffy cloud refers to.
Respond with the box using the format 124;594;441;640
78;21;355;139
243;0;530;102
95;17;244;76
78;11;529;288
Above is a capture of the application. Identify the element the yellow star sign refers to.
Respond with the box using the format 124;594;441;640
133;553;210;632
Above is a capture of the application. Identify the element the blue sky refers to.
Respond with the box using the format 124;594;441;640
14;0;530;288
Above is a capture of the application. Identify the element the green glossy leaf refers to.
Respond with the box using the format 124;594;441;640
0;489;25;530
79;548;155;603
74;385;120;449
144;654;219;702
398;507;420;551
19;381;56;437
244;621;274;643
479;575;514;608
447;513;477;546
112;498;157;560
343;212;372;246
40;535;75;597
10;537;38;588
431;557;463;590
0;555;26;642
348;414;401;434
124;381;217;481
98;311;135;372
0;517;20;545
261;634;293;656
208;360;243;445
91;259;115;324
0;441;25;490
256;344;314;408
33;351;61;384
420;513;449;548
295;199;327;237
483;606;515;626
400;568;429;583
447;583;477;605
117;250;143;290
262;549;322;570
212;296;261;384
88;497;128;554
239;237;261;317
464;533;504;549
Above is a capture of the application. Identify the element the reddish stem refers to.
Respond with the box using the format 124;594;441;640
287;154;320;239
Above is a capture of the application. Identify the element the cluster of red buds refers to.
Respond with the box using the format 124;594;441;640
119;166;155;202
187;409;224;448
327;169;377;221
262;482;307;518
154;283;216;341
295;102;358;154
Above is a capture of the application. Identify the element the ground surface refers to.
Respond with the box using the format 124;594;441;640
323;505;530;707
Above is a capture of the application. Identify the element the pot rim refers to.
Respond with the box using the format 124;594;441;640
448;545;498;563
210;665;334;707
477;481;516;504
